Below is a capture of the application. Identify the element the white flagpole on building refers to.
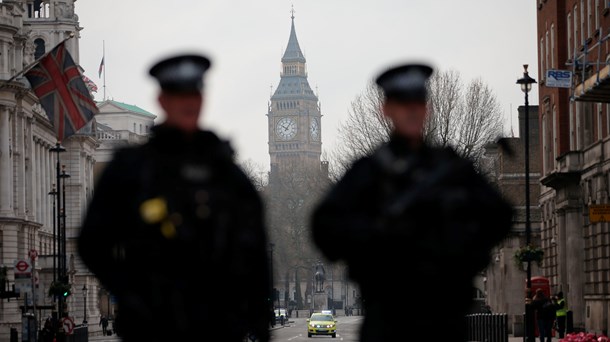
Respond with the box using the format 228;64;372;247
102;40;106;101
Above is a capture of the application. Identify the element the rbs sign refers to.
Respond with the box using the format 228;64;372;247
546;69;573;88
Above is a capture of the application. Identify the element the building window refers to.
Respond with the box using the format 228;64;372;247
567;13;572;59
583;102;594;146
581;0;586;44
588;0;593;38
606;104;610;139
551;24;555;68
34;38;46;60
553;106;558;162
133;123;136;132
595;0;600;33
542;114;549;173
597;103;603;140
546;29;550;72
540;37;545;78
571;104;576;149
139;124;142;134
574;5;580;47
575;102;582;149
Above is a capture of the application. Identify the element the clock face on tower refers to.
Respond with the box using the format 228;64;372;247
310;118;320;140
276;117;297;140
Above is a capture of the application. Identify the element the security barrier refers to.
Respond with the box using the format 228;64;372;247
465;313;509;342
66;325;88;342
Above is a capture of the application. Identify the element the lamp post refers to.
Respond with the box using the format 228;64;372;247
516;64;536;342
82;285;88;324
49;143;65;319
268;243;274;308
48;184;57;285
107;289;112;318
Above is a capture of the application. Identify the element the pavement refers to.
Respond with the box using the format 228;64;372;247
84;321;527;342
89;335;121;341
86;322;288;342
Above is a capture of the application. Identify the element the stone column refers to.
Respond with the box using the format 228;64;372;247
0;105;12;215
1;223;21;324
37;141;43;223
566;206;585;328
33;139;39;222
44;143;50;229
556;208;568;292
13;110;24;219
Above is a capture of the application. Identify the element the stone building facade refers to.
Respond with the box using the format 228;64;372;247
0;1;157;338
0;0;102;338
536;0;610;333
263;13;349;312
484;106;542;334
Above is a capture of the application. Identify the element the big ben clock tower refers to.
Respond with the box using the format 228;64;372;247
268;12;323;182
265;11;330;303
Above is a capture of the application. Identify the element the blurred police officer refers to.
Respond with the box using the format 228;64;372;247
311;63;513;341
78;54;271;342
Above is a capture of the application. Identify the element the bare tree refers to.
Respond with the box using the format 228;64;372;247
427;74;504;168
425;69;463;147
330;84;391;177
262;164;331;292
238;158;268;191
330;69;504;176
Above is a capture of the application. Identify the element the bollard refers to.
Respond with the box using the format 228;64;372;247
566;310;574;334
10;327;17;342
464;313;509;342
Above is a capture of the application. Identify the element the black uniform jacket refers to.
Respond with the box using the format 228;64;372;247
78;124;271;342
311;135;513;340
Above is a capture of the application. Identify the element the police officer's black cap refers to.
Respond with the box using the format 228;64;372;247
149;54;211;94
375;63;434;102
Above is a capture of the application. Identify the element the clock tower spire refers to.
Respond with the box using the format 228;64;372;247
268;12;323;182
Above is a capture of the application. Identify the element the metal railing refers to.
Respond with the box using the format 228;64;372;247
465;313;509;342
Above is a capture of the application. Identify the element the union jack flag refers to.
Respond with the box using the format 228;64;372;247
25;42;99;142
81;74;98;94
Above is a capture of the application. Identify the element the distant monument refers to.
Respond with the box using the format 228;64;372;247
314;263;325;293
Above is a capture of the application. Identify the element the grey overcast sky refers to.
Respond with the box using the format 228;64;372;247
75;1;538;168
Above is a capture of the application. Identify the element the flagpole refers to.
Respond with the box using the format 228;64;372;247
103;40;106;101
0;33;76;91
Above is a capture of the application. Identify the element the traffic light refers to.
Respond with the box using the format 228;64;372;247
48;278;71;298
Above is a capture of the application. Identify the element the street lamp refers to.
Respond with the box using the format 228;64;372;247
268;243;274;308
107;289;112;318
82;284;88;324
49;143;65;315
48;184;58;285
516;64;536;342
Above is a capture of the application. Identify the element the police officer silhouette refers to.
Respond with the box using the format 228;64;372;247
79;53;271;342
311;63;513;342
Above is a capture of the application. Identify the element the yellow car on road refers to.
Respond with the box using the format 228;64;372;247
307;312;337;338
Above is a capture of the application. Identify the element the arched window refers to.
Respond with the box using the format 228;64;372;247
542;114;548;173
34;38;46;60
566;13;572;59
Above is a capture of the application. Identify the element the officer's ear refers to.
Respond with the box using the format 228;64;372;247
158;92;167;110
381;100;391;119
